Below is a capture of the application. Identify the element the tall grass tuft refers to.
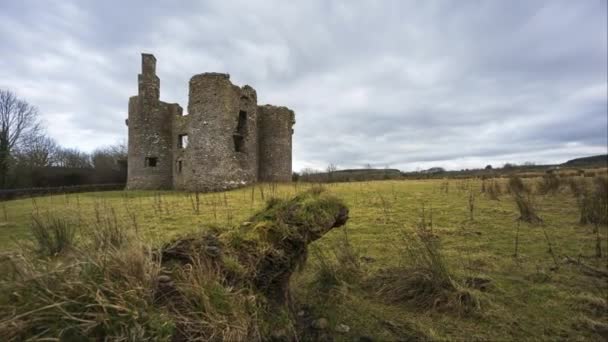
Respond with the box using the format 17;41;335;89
170;258;256;341
513;191;543;224
311;227;362;292
577;176;608;258
92;206;129;250
373;228;480;314
468;191;476;221
567;177;587;198
0;242;170;341
486;180;501;200
578;176;608;226
536;174;561;195
508;175;528;194
29;214;77;256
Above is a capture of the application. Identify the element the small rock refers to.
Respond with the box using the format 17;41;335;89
335;323;350;333
312;318;329;330
157;275;172;283
297;310;306;317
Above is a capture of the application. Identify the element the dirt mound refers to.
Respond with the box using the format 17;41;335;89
158;188;349;339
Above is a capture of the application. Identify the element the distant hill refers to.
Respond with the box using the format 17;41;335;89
299;168;402;182
562;154;608;167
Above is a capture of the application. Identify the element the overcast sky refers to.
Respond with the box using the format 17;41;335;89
1;0;606;171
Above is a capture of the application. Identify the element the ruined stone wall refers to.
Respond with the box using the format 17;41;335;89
127;53;295;191
171;105;189;190
257;105;295;182
179;73;259;191
126;54;173;190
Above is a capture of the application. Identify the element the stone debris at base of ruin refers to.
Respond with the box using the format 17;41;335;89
126;53;295;191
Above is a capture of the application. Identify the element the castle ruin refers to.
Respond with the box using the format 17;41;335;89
126;53;295;191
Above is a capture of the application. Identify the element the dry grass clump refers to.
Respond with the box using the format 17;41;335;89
91;207;131;251
0;241;171;341
576;176;608;257
29;214;76;256
578;176;608;226
567;177;588;198
574;293;608;317
310;228;362;292
486;180;502;200
372;229;480;315
508;175;528;194
508;175;543;224
513;191;543;224
168;258;258;341
536;173;561;195
573;294;608;338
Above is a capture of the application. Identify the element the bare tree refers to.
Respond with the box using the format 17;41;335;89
92;142;127;171
0;89;41;187
55;147;91;168
16;134;59;168
326;163;337;182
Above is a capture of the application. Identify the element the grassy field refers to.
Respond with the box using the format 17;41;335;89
1;178;607;340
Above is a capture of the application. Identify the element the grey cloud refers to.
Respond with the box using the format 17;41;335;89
0;0;605;170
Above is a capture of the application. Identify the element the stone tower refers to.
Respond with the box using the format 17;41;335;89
126;53;295;191
258;105;296;182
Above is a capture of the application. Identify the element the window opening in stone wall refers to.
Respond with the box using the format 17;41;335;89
178;134;189;148
233;111;247;152
145;157;157;167
177;160;183;173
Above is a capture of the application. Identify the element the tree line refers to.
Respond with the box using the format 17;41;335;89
0;89;127;189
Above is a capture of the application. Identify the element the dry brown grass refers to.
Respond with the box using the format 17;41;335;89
371;228;481;315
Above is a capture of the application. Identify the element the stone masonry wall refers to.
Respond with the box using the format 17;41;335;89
126;54;173;189
180;73;259;191
257;105;295;182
